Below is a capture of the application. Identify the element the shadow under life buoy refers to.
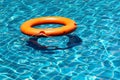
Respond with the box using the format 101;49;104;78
26;34;82;50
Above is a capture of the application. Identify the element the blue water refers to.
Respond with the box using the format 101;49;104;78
0;0;120;80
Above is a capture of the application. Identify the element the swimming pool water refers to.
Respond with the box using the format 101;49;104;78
0;0;120;80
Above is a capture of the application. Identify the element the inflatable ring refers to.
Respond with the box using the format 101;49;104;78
20;16;77;37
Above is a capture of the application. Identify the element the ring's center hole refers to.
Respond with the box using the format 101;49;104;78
34;24;64;29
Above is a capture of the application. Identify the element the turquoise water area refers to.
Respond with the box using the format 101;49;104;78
0;0;120;80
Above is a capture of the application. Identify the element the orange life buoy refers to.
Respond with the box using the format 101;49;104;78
20;16;77;37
